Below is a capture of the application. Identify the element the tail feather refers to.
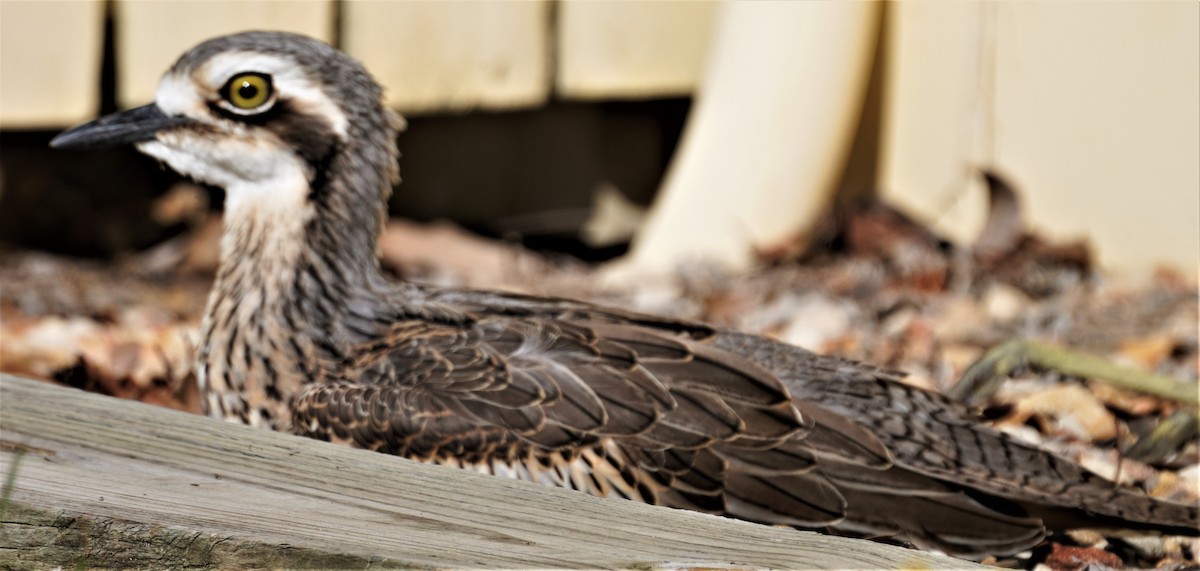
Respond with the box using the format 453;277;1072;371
709;331;1200;551
1019;484;1198;538
833;486;1048;558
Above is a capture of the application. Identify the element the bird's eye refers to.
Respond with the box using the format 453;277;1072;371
220;73;274;112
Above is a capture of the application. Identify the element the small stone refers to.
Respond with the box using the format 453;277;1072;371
984;283;1029;322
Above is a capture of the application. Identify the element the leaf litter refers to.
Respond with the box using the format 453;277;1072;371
0;171;1195;568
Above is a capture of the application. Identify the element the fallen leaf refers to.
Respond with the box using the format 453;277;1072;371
1118;335;1176;371
973;170;1027;265
1043;542;1123;571
1006;384;1119;442
1090;382;1163;417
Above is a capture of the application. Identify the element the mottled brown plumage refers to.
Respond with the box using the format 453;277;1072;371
53;31;1198;559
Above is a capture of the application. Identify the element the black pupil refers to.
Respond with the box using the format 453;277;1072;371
237;81;258;101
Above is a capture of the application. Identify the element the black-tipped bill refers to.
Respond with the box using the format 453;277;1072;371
50;104;191;150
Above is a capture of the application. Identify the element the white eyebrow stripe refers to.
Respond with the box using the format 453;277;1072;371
156;72;206;118
174;50;350;139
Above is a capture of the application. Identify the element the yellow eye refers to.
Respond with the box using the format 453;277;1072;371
222;73;273;111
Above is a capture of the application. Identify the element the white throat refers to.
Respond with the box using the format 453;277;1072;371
221;173;313;269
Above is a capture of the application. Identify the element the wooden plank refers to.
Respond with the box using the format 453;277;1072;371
0;375;981;570
557;1;716;99
625;2;881;272
341;1;550;114
0;0;105;128
880;2;1200;273
115;0;334;109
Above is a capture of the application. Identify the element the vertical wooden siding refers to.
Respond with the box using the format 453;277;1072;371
0;0;710;124
341;0;550;113
116;0;335;109
557;0;716;99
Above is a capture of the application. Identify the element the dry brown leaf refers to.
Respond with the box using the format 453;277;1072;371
1043;543;1123;571
931;297;991;341
941;344;984;378
1175;465;1199;500
1006;384;1119;442
1076;449;1158;488
378;219;572;289
776;294;857;352
1118;334;1177;371
1089;381;1164;417
973;170;1028;265
0;315;101;378
150;182;208;226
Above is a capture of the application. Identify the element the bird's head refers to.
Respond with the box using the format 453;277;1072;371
52;31;401;217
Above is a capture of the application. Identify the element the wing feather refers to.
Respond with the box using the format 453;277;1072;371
290;290;1193;560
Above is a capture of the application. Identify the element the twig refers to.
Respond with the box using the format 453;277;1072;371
951;339;1198;406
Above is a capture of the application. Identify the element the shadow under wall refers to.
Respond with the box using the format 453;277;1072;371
830;1;888;213
0;98;690;262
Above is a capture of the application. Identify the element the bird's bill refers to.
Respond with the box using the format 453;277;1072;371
50;104;189;150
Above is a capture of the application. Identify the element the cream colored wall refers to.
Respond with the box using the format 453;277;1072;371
116;0;335;109
342;1;550;113
881;2;1199;273
627;2;882;271
1;1;1195;273
0;0;104;128
0;0;709;124
558;1;715;100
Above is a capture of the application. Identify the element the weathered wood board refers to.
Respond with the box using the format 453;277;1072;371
0;374;982;569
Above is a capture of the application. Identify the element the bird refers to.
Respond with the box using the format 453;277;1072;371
51;31;1198;559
